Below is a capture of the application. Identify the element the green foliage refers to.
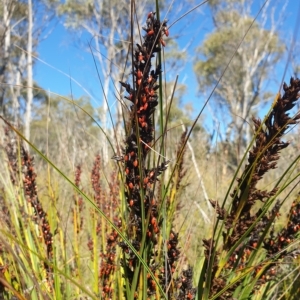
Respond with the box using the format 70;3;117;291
194;12;283;94
1;1;300;300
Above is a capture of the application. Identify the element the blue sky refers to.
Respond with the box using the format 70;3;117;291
34;2;211;108
34;0;300;133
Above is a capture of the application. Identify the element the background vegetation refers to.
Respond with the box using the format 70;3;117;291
1;0;300;299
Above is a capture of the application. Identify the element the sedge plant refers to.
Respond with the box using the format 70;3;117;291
1;3;300;300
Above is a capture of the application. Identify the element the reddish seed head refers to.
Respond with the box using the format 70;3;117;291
128;182;134;189
133;159;138;167
150;280;156;288
137;69;142;78
187;292;193;300
147;30;154;36
149;89;155;96
245;248;251;256
151;217;157;226
147;12;154;19
164;28;169;37
138;52;144;61
160;38;166;47
129;199;134;207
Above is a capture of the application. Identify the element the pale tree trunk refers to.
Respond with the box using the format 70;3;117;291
2;0;13;113
24;0;33;143
2;0;28;123
9;51;25;123
9;63;20;123
3;0;11;73
13;51;25;123
3;0;20;121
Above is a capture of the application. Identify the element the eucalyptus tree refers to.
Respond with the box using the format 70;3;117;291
0;0;27;121
194;0;284;173
56;0;155;163
1;0;53;142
